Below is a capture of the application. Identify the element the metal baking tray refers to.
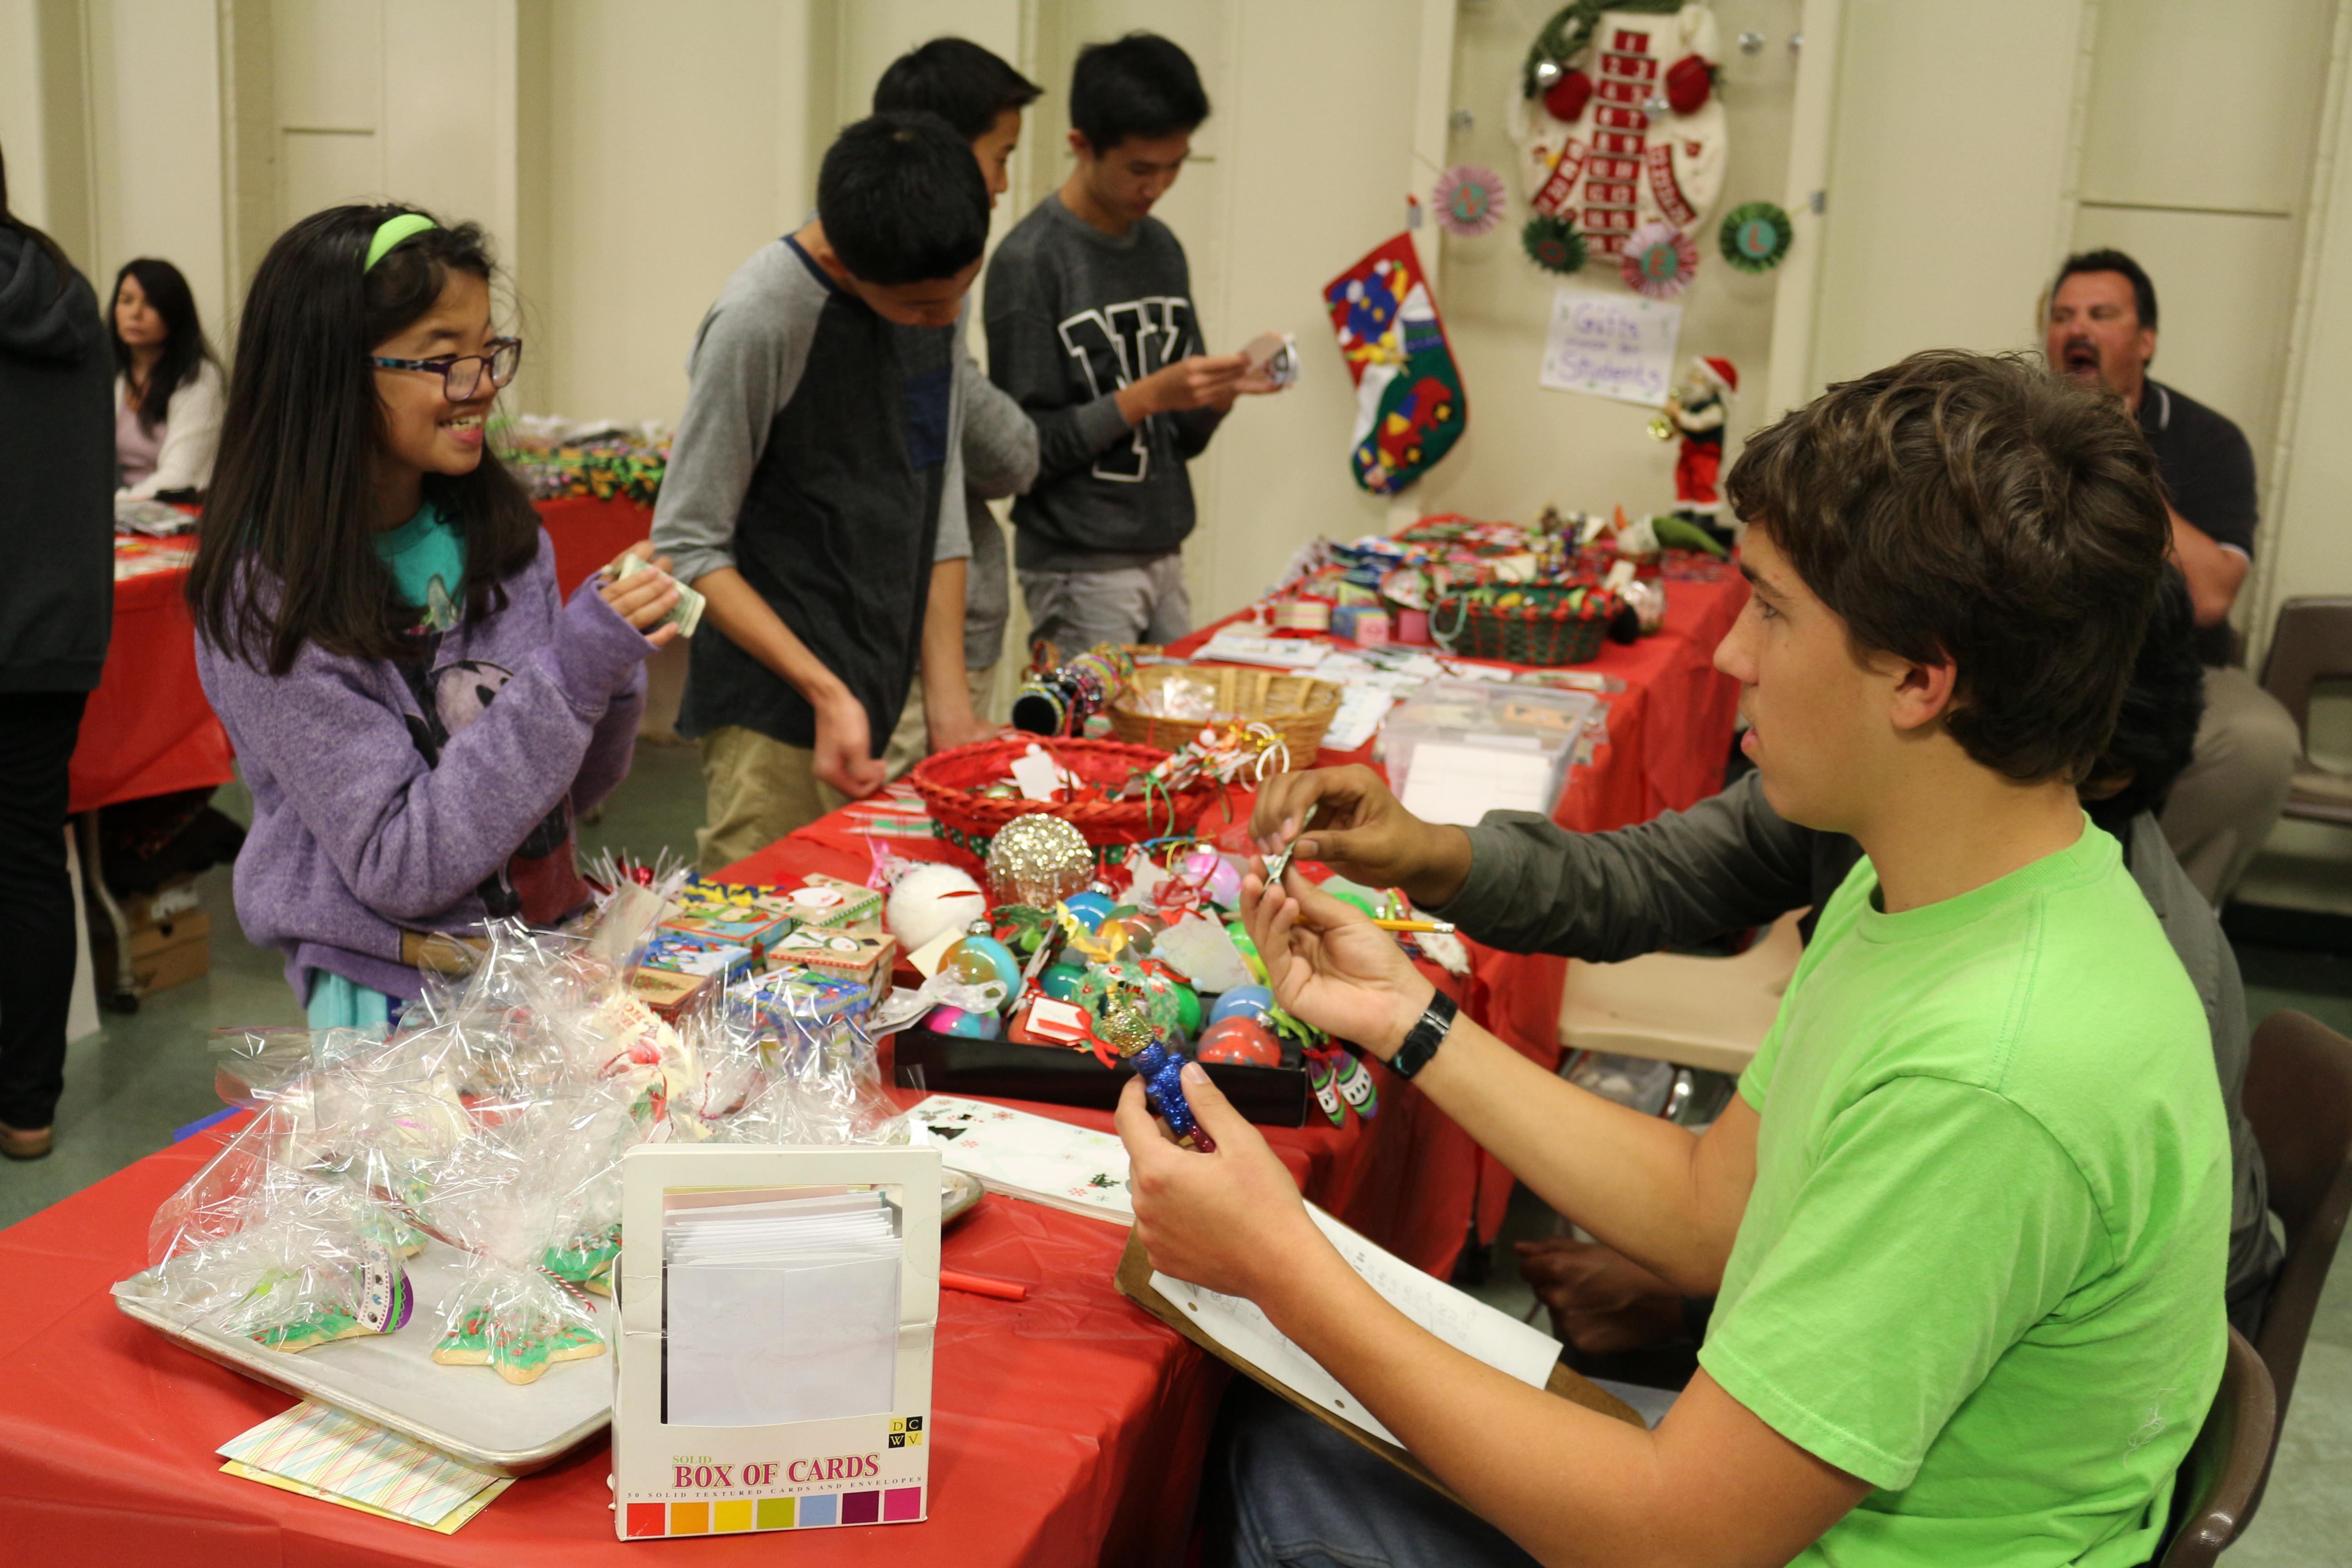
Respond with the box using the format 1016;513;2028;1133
115;1171;988;1477
116;1238;617;1477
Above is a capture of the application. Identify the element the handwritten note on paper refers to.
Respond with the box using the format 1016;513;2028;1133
1150;1204;1563;1445
1539;287;1683;407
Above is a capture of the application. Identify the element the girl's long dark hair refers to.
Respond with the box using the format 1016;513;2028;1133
110;257;216;433
188;204;540;676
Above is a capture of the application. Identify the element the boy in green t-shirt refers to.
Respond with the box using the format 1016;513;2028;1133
1117;351;2232;1567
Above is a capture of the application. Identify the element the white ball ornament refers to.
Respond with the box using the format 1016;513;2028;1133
886;863;989;954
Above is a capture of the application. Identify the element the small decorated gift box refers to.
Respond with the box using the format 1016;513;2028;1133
630;965;716;1023
767;927;895;998
786;874;884;931
671;876;800;919
642;931;756;985
730;965;875;1029
613;1144;940;1541
660;909;796;960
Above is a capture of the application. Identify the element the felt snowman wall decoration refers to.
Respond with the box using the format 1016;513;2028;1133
1509;3;1727;281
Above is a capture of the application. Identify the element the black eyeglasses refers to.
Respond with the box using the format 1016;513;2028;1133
367;337;523;400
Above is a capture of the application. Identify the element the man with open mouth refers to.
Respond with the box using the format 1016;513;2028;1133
2043;249;2301;906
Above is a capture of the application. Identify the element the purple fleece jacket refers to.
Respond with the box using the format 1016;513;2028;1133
197;531;651;1000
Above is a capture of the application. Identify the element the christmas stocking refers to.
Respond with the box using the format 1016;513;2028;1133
1323;235;1467;495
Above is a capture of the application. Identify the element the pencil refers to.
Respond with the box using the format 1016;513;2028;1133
1368;918;1455;934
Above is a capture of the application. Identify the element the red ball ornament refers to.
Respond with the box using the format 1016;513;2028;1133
1665;54;1712;116
1544;68;1593;124
1196;1017;1283;1068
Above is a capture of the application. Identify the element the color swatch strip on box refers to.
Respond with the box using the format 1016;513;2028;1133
625;1486;924;1537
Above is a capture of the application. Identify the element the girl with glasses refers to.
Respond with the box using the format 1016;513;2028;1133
187;204;681;1030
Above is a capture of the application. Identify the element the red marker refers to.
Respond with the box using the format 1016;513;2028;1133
940;1269;1028;1302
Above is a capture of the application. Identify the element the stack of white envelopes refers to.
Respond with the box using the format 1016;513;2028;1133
662;1191;904;1428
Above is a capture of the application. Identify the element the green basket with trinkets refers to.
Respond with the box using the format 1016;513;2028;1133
1430;583;1615;666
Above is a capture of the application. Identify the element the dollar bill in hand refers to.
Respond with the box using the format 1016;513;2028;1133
608;552;704;638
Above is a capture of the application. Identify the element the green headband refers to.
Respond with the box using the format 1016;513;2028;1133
363;213;436;273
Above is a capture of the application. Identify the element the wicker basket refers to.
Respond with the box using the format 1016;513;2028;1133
907;735;1217;851
1106;665;1342;766
1430;584;1614;666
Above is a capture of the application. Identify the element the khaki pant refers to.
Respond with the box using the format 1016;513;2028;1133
696;666;996;872
696;726;854;872
2159;663;2302;906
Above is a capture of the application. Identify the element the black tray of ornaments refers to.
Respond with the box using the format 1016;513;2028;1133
890;1025;1309;1128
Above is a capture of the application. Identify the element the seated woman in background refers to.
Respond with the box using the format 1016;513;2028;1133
112;256;222;499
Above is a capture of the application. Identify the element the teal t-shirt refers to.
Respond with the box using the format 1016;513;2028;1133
1701;820;2230;1568
376;500;467;628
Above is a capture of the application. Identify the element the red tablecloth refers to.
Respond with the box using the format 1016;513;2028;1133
69;566;236;814
0;1116;1229;1567
536;497;657;597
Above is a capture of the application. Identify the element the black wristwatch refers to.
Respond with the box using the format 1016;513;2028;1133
1389;989;1458;1080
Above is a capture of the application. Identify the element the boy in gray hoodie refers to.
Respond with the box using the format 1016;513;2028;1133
984;32;1277;655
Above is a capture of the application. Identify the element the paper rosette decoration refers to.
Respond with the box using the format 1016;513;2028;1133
1431;164;1508;237
1719;201;1793;273
1323;235;1466;495
1522;213;1588;274
1621;221;1698;299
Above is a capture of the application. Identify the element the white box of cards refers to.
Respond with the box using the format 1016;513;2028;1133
612;1144;941;1540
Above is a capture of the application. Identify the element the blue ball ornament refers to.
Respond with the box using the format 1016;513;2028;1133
1209;985;1276;1026
1060;891;1115;930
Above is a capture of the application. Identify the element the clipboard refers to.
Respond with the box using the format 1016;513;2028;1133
1114;1231;1643;1509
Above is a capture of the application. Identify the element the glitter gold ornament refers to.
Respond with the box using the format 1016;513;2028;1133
986;814;1095;909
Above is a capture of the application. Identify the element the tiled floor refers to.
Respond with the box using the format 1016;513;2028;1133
7;746;2347;1559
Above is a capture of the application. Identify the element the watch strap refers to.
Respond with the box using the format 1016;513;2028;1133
1390;989;1458;1080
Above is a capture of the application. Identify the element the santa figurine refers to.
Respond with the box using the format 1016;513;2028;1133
1661;356;1737;543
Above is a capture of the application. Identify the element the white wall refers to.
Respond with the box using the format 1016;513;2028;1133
0;0;52;227
83;0;227;343
1802;0;2086;388
528;0;822;424
2070;0;2338;539
2259;5;2352;629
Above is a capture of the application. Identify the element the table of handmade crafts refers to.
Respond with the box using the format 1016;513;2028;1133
754;557;1750;1259
0;535;1744;1566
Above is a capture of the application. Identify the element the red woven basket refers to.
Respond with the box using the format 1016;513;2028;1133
908;736;1219;851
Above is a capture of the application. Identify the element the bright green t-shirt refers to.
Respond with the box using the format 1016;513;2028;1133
376;500;466;628
1701;820;2230;1568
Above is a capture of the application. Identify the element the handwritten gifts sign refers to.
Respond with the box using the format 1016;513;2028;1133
1539;287;1682;407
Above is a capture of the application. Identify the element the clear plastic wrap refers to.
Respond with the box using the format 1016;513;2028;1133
129;1116;413;1353
704;971;906;1147
407;1093;614;1385
125;912;916;1392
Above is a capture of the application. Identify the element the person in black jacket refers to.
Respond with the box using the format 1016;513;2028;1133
0;144;116;1159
